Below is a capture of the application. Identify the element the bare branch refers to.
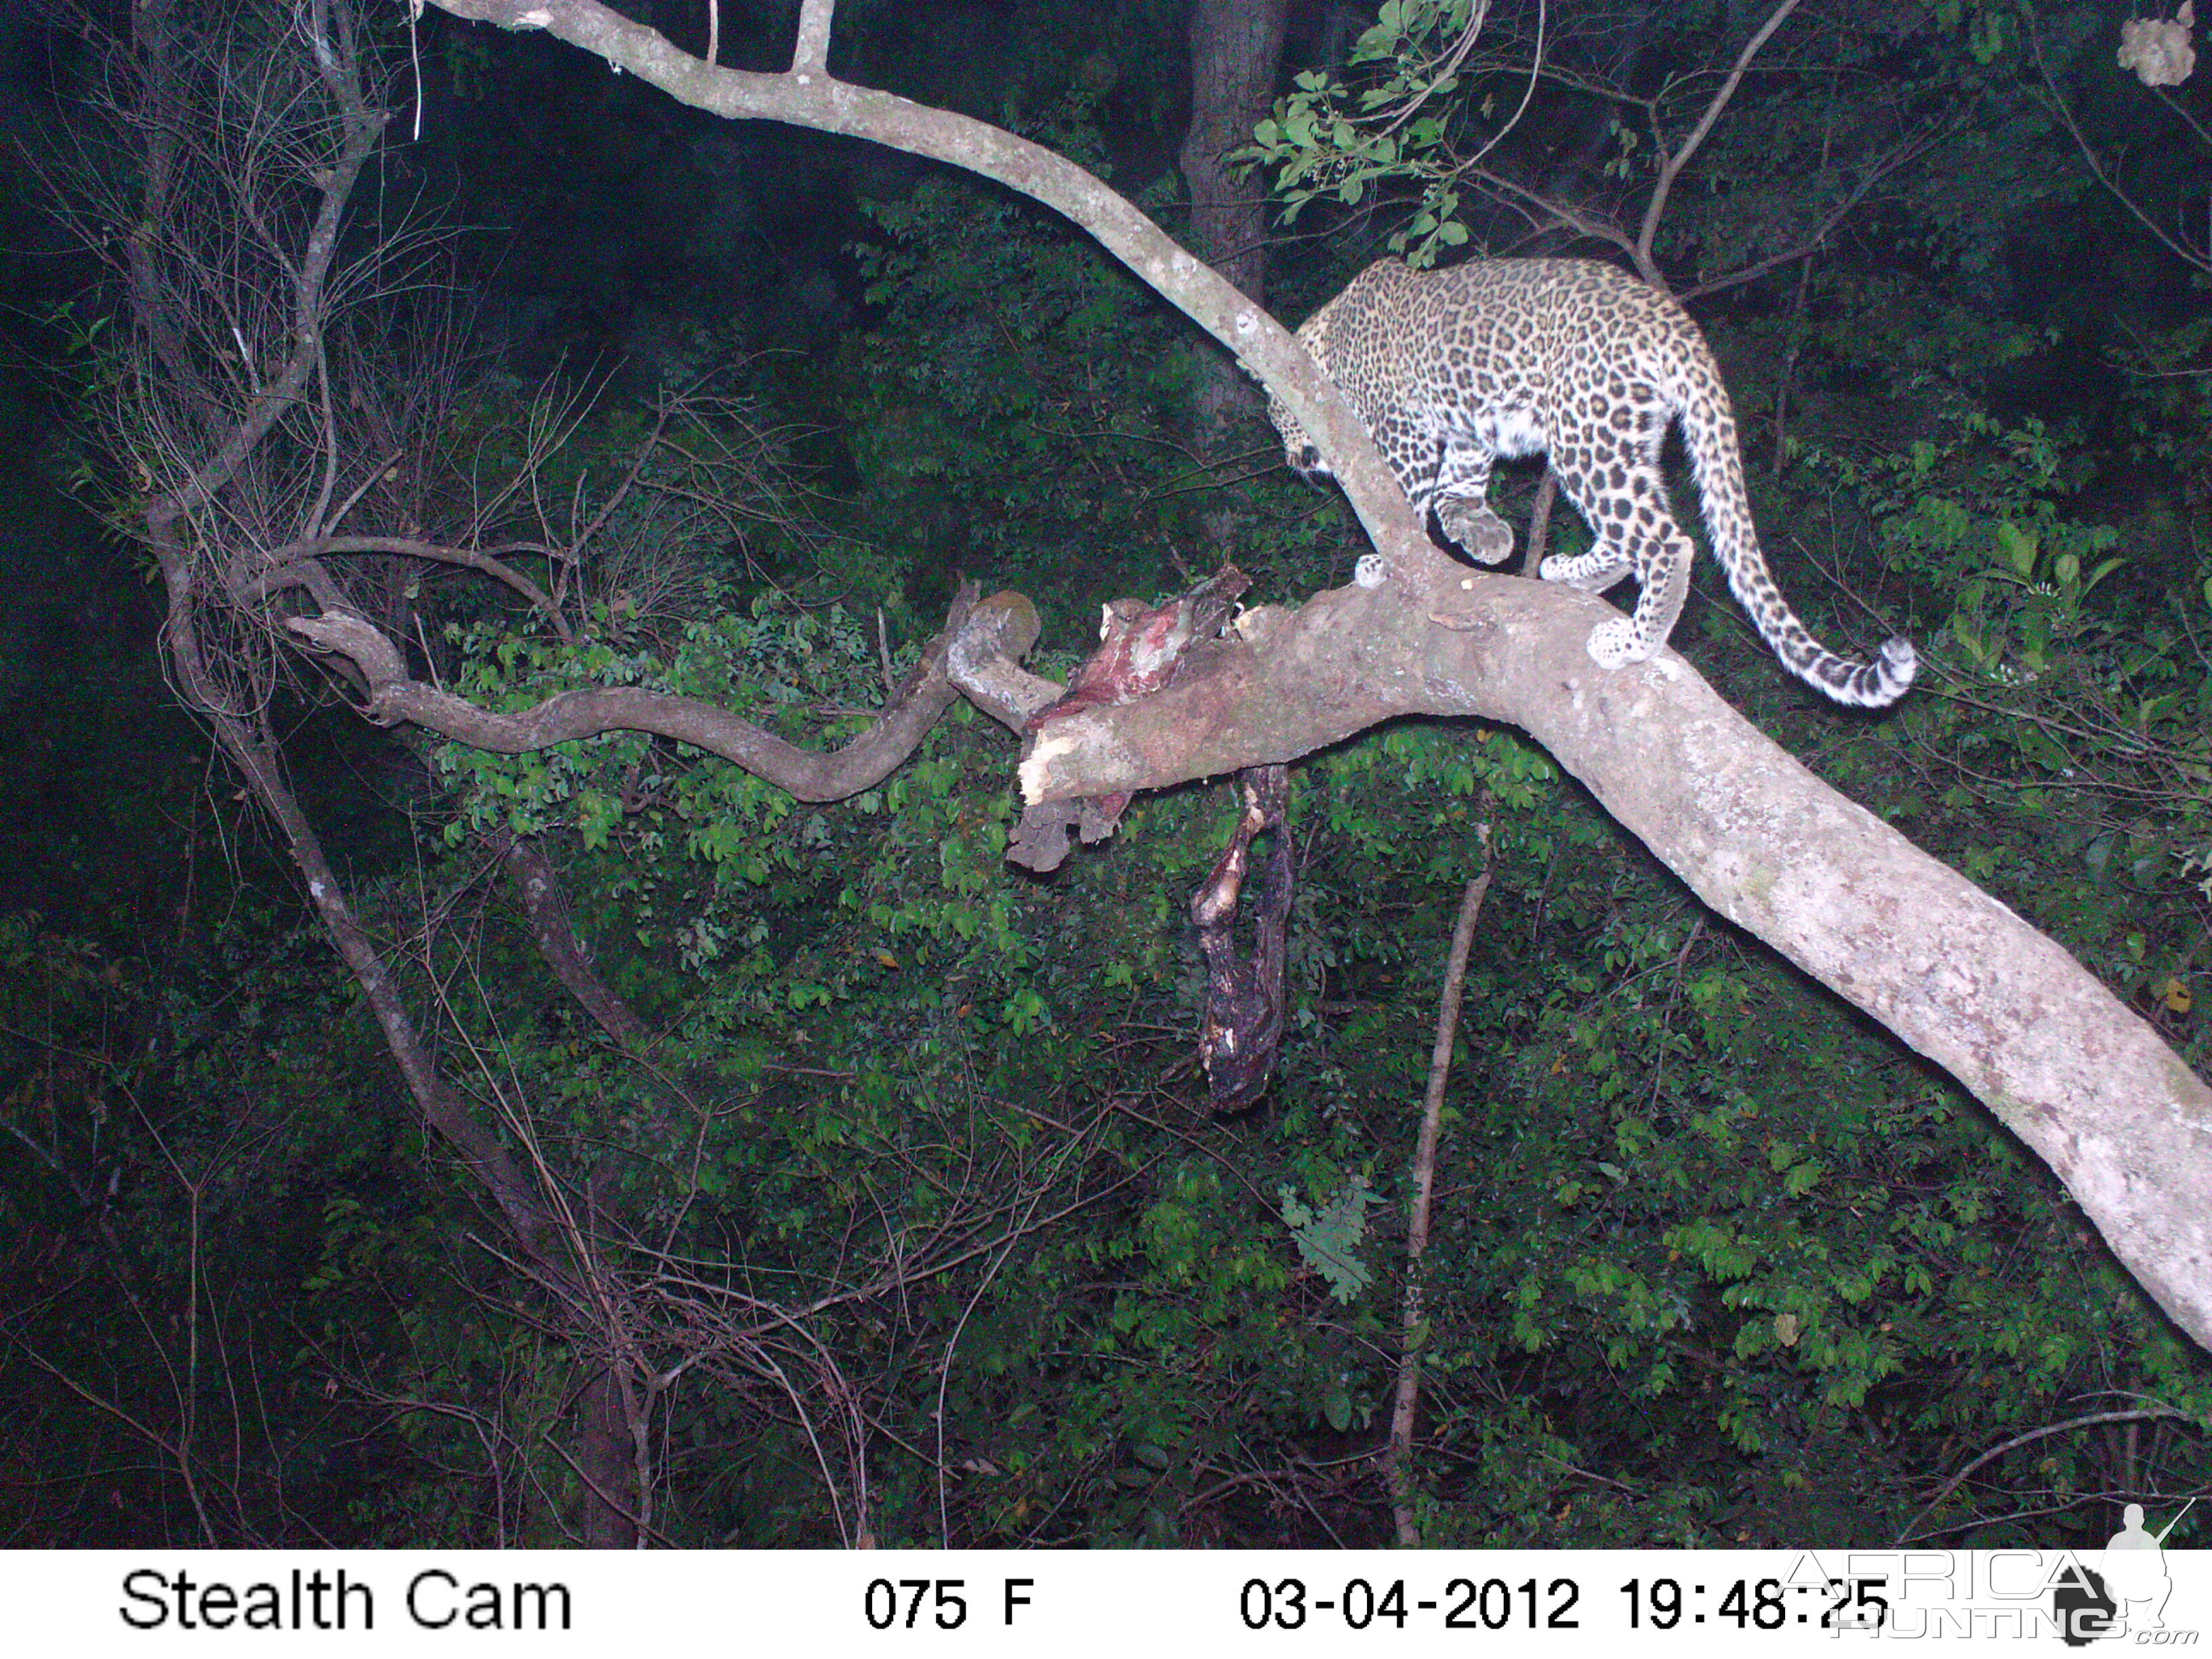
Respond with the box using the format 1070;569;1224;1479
250;535;571;634
2027;7;2212;277
1899;1405;2193;1543
1675;127;1942;302
1466;165;1645;272
1387;830;1493;1547
1636;0;1801;275
286;585;1036;803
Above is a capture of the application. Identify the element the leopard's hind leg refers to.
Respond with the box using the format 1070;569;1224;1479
1537;443;1634;594
1551;421;1696;668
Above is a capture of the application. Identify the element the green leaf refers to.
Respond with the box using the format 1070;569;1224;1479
1280;1176;1376;1302
1323;1385;1353;1432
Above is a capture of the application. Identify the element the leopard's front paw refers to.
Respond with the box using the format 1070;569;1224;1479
1435;497;1515;565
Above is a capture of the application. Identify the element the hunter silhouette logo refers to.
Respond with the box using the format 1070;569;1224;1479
2051;1500;2190;1645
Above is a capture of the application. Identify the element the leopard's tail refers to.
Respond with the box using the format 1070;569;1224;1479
1677;364;1915;708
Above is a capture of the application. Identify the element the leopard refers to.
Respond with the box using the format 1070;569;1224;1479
1267;257;1915;707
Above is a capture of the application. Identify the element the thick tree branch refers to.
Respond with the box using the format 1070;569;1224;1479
792;0;833;77
1021;569;2212;1353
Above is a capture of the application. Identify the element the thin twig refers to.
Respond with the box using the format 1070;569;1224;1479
1386;813;1494;1547
1523;470;1559;567
2026;8;2212;278
1636;0;1801;276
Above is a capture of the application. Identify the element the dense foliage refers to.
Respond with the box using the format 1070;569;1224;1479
1;0;2205;1547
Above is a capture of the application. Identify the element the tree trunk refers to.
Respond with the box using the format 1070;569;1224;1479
1181;0;1288;466
1180;0;1287;306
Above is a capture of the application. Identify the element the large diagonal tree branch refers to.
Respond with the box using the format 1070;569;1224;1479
428;0;2212;1355
422;0;1454;601
1019;579;2212;1351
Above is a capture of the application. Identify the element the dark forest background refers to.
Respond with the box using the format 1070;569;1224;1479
0;0;2207;1547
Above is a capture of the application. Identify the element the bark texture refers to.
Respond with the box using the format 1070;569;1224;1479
1180;0;1288;306
497;832;656;1052
1179;0;1288;474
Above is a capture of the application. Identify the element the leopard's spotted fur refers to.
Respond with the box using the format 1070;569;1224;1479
1268;258;1914;707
